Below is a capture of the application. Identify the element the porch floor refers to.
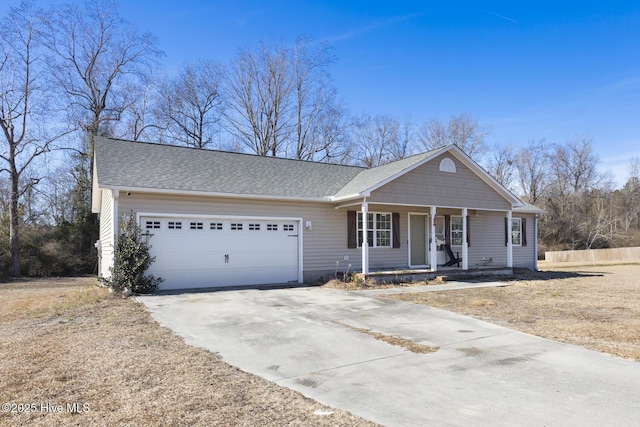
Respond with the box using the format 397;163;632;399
362;266;513;284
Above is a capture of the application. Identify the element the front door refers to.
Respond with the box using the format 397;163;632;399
410;215;427;266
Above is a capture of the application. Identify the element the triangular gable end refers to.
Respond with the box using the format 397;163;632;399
445;145;522;207
364;145;522;210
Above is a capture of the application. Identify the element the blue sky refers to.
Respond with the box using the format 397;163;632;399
7;1;640;186
121;0;640;186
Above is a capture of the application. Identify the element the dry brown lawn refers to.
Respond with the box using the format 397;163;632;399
0;278;374;427
386;264;640;361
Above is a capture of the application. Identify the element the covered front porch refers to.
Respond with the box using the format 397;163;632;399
336;197;519;276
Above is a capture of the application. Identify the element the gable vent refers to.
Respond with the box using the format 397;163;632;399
439;158;456;173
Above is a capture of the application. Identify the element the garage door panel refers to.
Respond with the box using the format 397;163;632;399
142;216;300;290
229;250;297;269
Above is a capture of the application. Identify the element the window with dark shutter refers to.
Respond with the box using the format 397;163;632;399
347;211;357;248
392;213;400;248
505;217;508;246
466;215;470;247
445;215;451;245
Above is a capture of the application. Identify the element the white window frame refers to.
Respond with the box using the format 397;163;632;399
450;216;463;246
511;218;522;246
357;212;392;248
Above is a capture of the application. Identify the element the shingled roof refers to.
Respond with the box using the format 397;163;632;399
94;137;364;199
93;137;530;210
332;150;441;199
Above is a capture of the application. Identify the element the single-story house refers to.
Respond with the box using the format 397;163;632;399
92;136;544;291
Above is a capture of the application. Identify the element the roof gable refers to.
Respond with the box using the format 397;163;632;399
333;145;522;207
93;138;524;209
368;152;513;210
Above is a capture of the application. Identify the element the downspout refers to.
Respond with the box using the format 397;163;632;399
361;198;369;275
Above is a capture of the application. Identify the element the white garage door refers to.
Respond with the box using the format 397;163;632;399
140;216;300;290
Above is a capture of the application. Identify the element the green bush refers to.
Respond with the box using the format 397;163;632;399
101;212;163;294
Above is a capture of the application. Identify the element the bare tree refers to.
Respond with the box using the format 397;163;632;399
417;113;490;162
485;144;516;190
0;2;71;276
121;71;164;142
302;101;351;163
42;0;163;156
224;41;293;156
352;114;409;167
289;37;341;160
628;156;640;181
515;140;551;204
615;157;640;241
551;135;599;194
159;59;224;149
40;0;162;268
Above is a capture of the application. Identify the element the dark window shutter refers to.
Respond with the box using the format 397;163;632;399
347;210;357;248
445;215;451;245
522;218;527;246
466;215;470;247
505;217;509;246
392;212;400;248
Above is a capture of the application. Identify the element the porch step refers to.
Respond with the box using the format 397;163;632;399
361;267;514;284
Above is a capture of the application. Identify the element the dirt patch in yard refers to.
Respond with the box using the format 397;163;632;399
385;264;640;361
0;278;375;426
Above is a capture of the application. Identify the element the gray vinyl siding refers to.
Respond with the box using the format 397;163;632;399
113;192;537;282
369;154;512;210
99;189;114;278
465;211;509;268
513;214;537;270
463;211;537;270
118;193;361;280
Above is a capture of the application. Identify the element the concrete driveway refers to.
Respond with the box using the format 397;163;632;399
138;285;640;426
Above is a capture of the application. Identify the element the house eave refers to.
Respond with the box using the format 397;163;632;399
329;192;369;203
98;184;334;203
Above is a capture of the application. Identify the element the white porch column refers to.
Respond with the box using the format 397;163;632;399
430;206;437;271
534;216;539;271
507;210;513;268
462;208;469;270
361;199;369;275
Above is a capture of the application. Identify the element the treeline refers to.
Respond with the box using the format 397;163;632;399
0;0;638;278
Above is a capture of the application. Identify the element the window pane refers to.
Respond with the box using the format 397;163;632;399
451;216;463;246
377;213;391;230
451;217;463;230
511;219;521;245
377;230;390;247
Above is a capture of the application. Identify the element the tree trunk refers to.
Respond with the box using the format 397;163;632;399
9;153;20;277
